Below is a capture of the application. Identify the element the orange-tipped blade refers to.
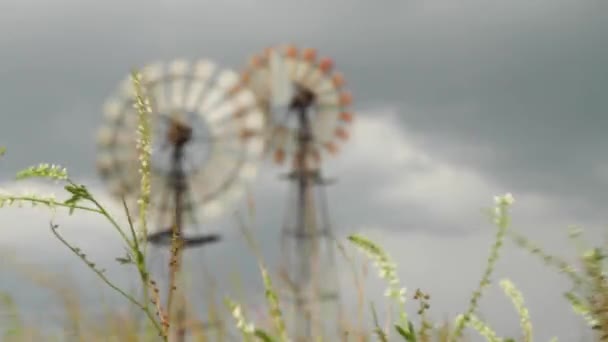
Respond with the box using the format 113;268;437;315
263;47;272;58
339;112;354;123
241;71;251;83
285;45;298;58
335;127;350;140
274;149;286;164
303;48;317;62
340;92;353;106
250;55;263;67
324;142;339;155
332;72;345;88
319;58;334;73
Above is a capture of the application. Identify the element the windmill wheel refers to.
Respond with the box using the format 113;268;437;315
96;59;265;245
240;45;354;169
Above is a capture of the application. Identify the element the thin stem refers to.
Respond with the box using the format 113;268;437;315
49;222;165;340
86;195;134;249
452;202;510;340
122;197;152;314
2;196;101;214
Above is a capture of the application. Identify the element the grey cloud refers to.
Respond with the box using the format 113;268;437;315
2;0;607;211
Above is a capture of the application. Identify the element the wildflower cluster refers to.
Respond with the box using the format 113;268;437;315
348;234;406;305
347;234;411;338
500;279;532;342
0;191;60;212
15;163;68;181
226;299;256;336
413;289;433;341
260;265;289;341
454;314;501;342
453;193;515;339
580;247;608;338
130;70;153;238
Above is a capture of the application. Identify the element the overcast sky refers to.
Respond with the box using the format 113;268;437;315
1;0;608;340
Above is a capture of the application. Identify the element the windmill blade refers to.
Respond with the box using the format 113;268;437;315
141;62;164;84
269;49;293;108
184;80;208;112
103;98;123;123
168;59;190;108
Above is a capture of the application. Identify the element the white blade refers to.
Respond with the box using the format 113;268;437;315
96;153;114;172
103;99;122;122
96;126;114;146
239;163;258;181
185;80;207;112
269;50;293;108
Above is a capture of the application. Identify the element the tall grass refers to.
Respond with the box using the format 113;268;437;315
1;77;608;341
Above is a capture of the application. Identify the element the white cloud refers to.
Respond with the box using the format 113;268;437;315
343;110;495;220
0;180;124;257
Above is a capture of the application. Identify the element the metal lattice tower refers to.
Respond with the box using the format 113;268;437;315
240;45;355;341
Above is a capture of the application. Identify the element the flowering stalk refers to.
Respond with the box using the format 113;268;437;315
453;193;515;340
454;314;501;342
16;163;68;181
500;279;532;342
347;234;411;339
130;70;153;244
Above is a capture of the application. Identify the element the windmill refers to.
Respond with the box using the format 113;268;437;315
95;59;266;341
240;45;355;341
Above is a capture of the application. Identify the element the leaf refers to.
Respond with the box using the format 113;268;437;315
64;194;82;207
254;329;276;342
116;252;134;265
395;325;411;340
370;302;388;342
116;257;133;265
64;184;89;198
408;321;417;342
564;291;599;328
395;322;417;342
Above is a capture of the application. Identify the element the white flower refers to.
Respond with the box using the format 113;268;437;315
232;305;242;317
494;192;515;206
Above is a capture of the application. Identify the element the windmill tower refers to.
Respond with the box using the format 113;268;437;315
240;45;355;341
95;59;266;341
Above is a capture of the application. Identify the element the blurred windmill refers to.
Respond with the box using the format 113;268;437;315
240;45;355;341
95;59;265;341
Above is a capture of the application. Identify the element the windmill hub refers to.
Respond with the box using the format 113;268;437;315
167;118;193;147
289;84;316;111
